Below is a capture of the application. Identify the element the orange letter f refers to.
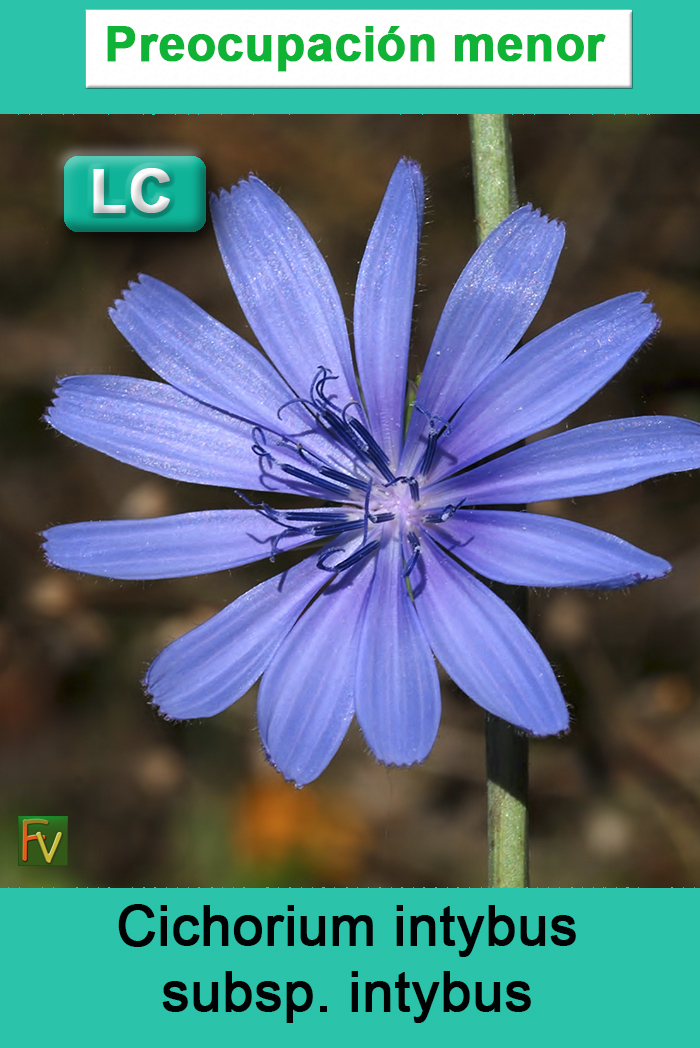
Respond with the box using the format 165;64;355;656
22;819;48;862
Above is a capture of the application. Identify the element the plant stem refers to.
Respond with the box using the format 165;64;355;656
469;114;517;238
469;114;529;889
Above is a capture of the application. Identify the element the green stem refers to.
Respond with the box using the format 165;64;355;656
469;114;529;889
469;114;517;239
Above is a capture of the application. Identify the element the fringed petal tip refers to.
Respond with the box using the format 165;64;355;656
510;201;564;233
371;750;430;771
579;559;672;590
647;303;662;338
209;174;271;208
146;694;174;722
489;714;570;741
499;203;566;265
143;673;182;723
508;694;571;738
209;176;304;233
260;742;307;789
209;182;238;203
144;686;190;725
39;530;58;567
44;378;73;423
525;717;571;739
396;155;424;203
109;273;157;315
623;291;661;335
361;739;438;769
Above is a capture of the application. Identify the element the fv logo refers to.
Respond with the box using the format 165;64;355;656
18;816;68;865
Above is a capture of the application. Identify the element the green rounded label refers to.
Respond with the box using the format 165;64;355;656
64;155;206;231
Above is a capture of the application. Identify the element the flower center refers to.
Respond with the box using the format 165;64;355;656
371;477;422;527
238;368;455;578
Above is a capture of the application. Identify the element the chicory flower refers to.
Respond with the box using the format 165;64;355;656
44;159;700;785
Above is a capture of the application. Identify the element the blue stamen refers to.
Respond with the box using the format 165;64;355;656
417;429;439;475
317;539;380;573
415;403;452;434
312;520;365;538
319;465;371;491
276;396;316;421
348;418;396;483
273;369;397;489
402;531;422;578
280;463;350;497
361;480;373;544
284;510;350;522
318;407;370;460
423;499;466;524
250;425;275;464
312;366;339;405
389;475;420;501
277;435;357;478
341;401;365;425
234;491;285;523
269;526;306;562
415;405;452;476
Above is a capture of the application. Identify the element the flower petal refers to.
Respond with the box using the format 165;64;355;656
110;275;301;429
257;554;375;786
43;510;319;580
354;159;423;465
436;293;659;476
413;534;568;735
355;533;440;766
429;416;700;506
431;509;670;589
46;375;327;496
211;177;358;405
46;374;257;485
146;554;328;719
402;205;564;471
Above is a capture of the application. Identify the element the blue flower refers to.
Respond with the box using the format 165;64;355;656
44;159;700;785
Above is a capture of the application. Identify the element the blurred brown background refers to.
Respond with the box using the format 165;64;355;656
2;114;700;887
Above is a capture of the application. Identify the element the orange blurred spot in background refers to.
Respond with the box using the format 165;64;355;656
234;778;371;884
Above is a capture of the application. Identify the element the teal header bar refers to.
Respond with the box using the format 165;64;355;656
2;0;700;112
1;887;697;1043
